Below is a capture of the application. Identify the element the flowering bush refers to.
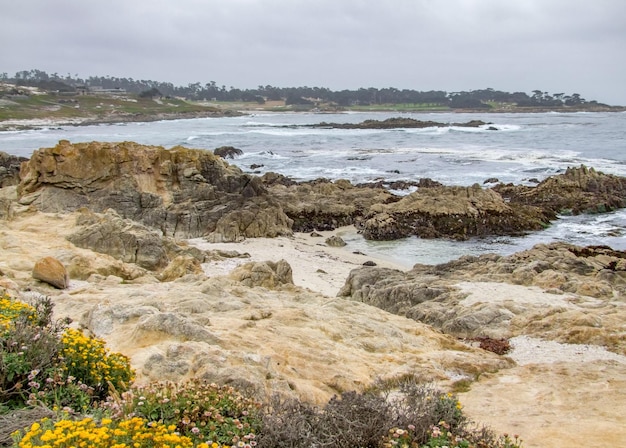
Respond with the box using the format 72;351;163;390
102;378;261;447
60;328;134;401
0;295;36;330
1;294;133;413
1;295;64;410
12;416;197;448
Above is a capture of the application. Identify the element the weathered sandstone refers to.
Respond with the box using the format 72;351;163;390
17;140;293;241
339;242;626;354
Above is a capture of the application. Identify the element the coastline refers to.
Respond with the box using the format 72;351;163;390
2;105;625;132
190;226;408;298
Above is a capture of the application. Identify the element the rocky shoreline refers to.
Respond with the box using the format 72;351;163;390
2;142;626;447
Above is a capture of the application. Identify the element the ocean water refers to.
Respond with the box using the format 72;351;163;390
2;111;626;266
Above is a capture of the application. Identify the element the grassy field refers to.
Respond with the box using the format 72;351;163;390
0;91;222;122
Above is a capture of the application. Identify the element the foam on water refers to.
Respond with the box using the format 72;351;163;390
2;111;625;262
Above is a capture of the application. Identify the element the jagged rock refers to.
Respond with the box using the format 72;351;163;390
0;151;27;187
265;178;394;232
339;242;626;353
360;183;549;240
494;165;626;215
67;209;171;271
159;255;203;282
17;141;293;240
32;256;69;289
214;146;244;159
325;235;346;247
229;259;294;288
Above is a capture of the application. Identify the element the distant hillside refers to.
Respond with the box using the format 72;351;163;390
1;69;624;123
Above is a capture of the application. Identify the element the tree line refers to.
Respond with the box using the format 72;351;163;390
0;69;601;108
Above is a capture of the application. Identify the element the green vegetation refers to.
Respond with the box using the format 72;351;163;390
0;88;222;123
2;69;623;122
2;293;522;447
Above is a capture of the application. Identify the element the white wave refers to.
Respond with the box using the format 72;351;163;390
238;150;288;160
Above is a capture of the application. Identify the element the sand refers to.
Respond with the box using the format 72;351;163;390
192;230;626;448
189;227;407;298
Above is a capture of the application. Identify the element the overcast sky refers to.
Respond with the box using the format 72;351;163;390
2;0;625;105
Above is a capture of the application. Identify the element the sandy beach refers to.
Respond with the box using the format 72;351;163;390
189;226;408;298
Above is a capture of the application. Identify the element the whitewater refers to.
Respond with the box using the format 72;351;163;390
2;111;626;265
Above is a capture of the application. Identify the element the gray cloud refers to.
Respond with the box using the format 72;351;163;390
2;0;625;104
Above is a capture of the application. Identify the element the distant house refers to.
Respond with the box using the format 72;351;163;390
86;86;127;96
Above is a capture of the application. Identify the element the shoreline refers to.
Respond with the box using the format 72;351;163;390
189;226;408;298
2;106;625;132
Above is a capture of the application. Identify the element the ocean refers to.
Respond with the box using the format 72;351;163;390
2;111;626;266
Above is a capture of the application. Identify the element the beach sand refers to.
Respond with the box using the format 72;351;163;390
189;226;408;298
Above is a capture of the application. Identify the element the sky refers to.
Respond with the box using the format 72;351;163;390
2;0;625;105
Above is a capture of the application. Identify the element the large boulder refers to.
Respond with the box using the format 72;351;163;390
32;256;69;289
17;141;293;240
229;259;294;288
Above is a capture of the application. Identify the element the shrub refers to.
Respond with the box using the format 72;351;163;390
59;328;134;402
255;378;521;448
1;294;133;414
0;295;65;410
101;378;261;447
11;416;196;448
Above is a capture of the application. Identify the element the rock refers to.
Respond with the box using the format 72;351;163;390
308;118;489;130
0;186;17;220
265;178;393;233
67;209;170;271
494;165;626;215
133;312;220;343
159;255;203;282
339;242;626;353
32;256;69;289
214;146;244;159
360;183;549;240
17;141;293;240
229;260;294;288
0;151;27;187
483;177;499;184
325;235;346;247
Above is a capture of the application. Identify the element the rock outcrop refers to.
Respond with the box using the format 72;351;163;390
263;176;395;232
0;151;27;187
359;183;549;240
67;208;173;271
308;118;490;129
494;165;626;215
339;242;626;354
17;141;293;241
